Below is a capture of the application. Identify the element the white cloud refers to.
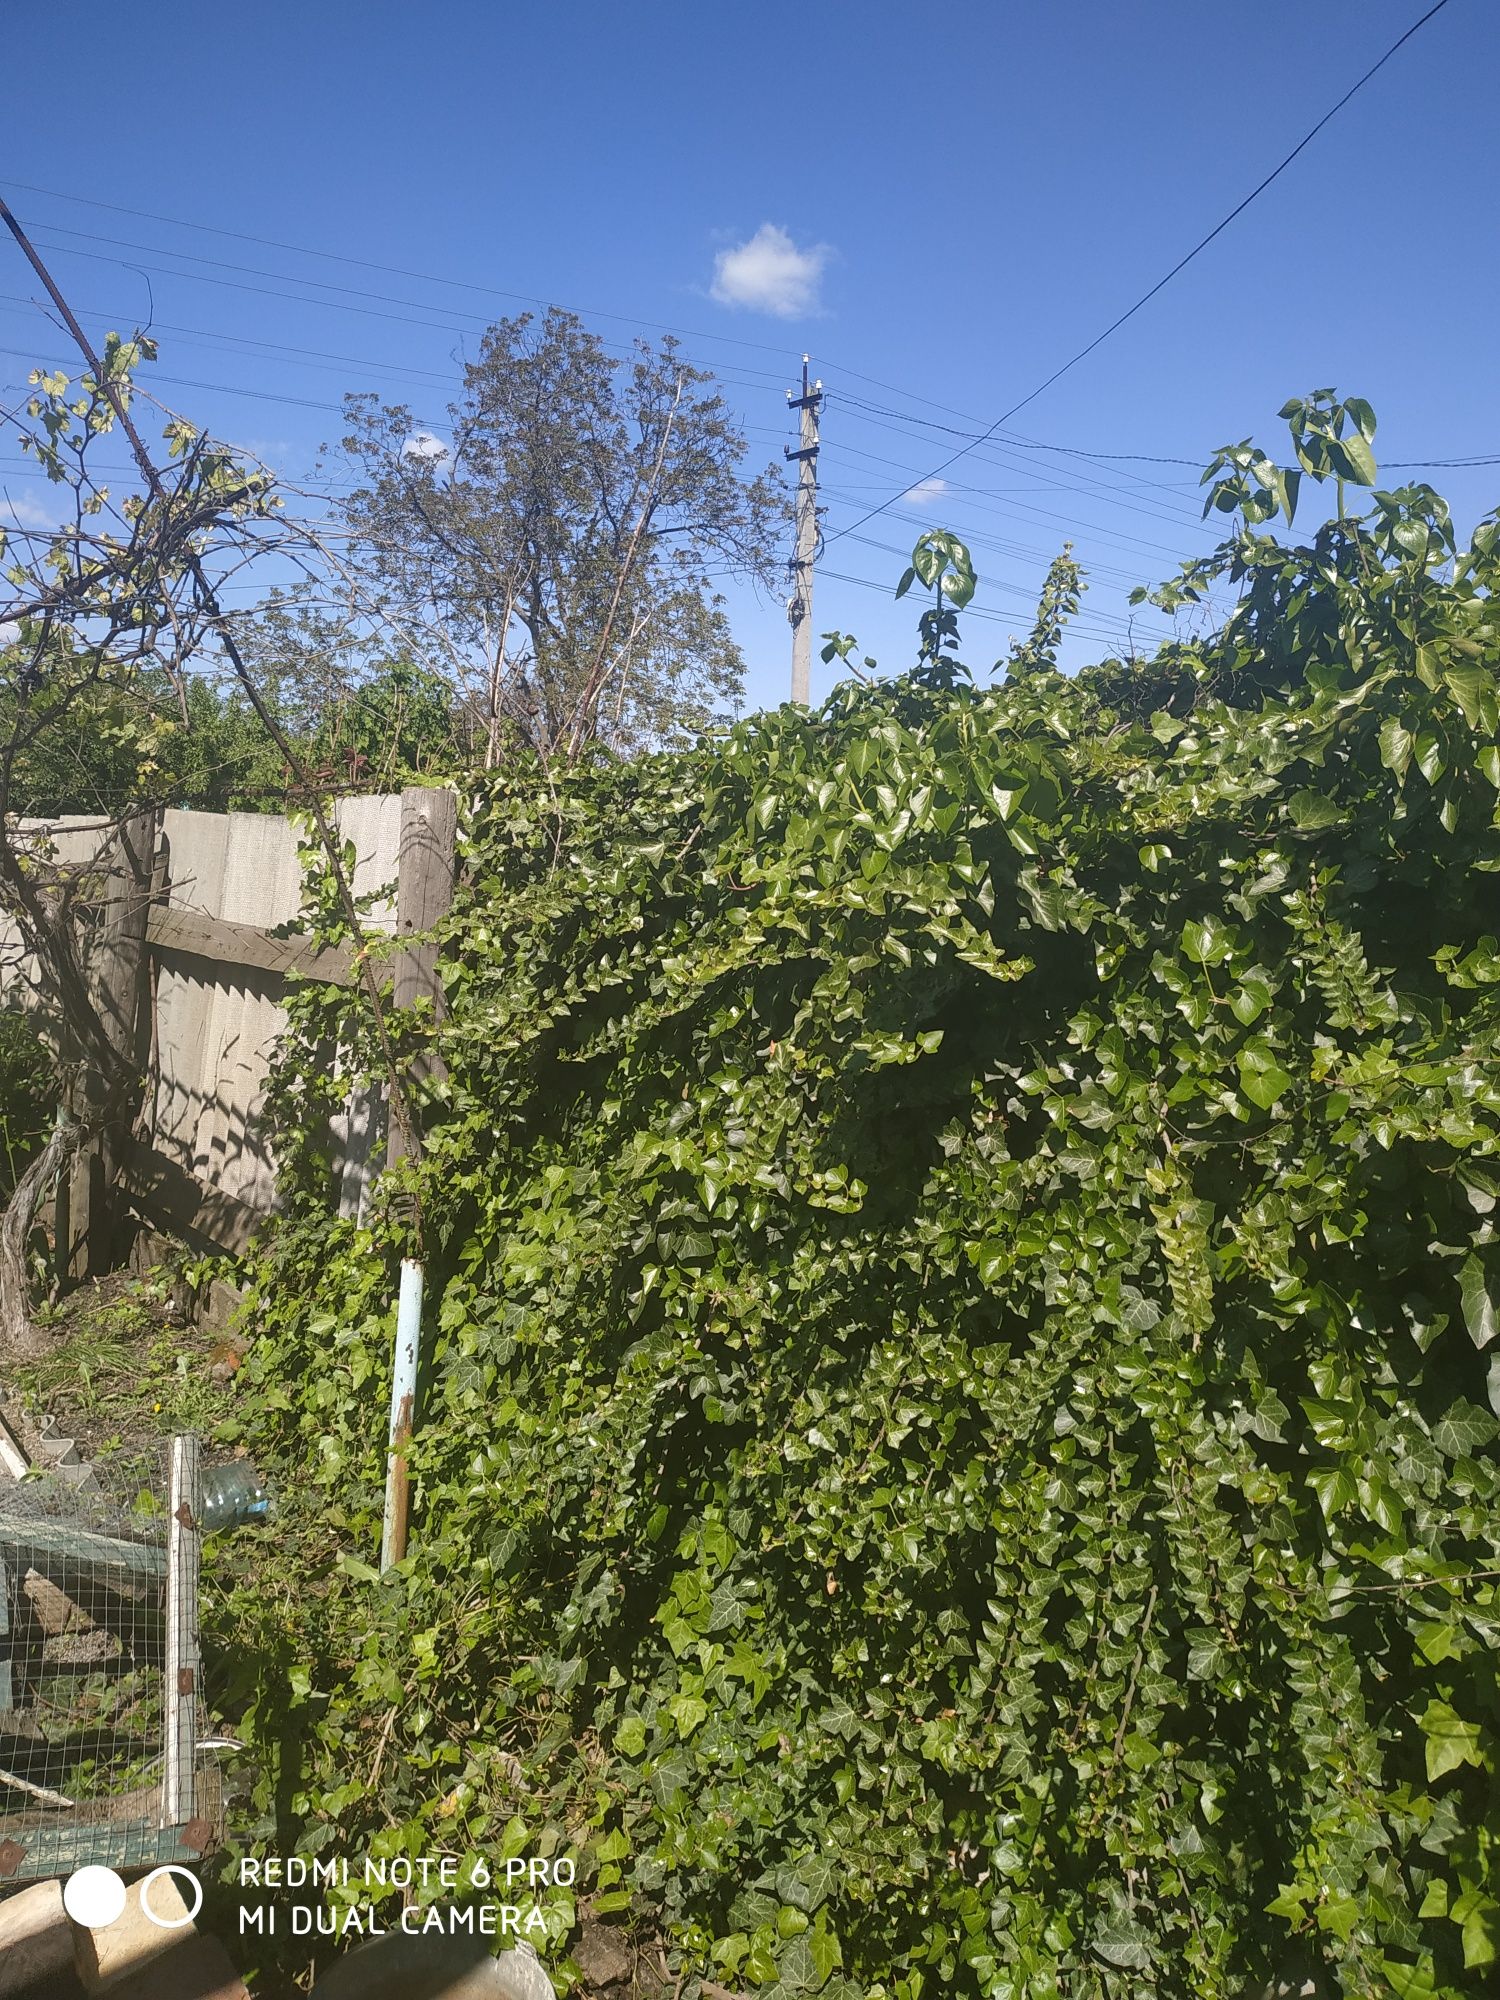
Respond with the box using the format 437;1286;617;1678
710;224;829;319
903;478;949;507
401;432;449;465
1;490;60;530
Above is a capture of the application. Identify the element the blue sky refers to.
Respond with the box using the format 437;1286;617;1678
3;0;1494;715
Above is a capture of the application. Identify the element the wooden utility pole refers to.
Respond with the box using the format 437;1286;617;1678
786;356;823;705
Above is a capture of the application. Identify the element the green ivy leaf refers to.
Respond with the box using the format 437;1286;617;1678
1090;1910;1153;1971
1419;1699;1484;1781
614;1715;647;1757
776;1856;838;1914
1459;1254;1498;1349
1229;974;1274;1024
1309;1465;1357;1520
1455;1889;1500;1969
1432;1400;1500;1457
668;1693;709;1739
1238;1040;1293;1109
1378;1954;1440;2000
1288;788;1345;829
1380;718;1414;777
1181;914;1230;965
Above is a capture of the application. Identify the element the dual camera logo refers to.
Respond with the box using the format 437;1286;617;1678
61;1864;202;1930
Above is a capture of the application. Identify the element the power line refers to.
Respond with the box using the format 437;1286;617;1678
0;292;465;392
0;318;1223;639
834;389;1500;475
10;205;1487;511
816;567;1143;650
0;195;800;374
0;330;794;453
835;391;1205;487
827;0;1455;545
0;341;376;419
4;141;1480;680
817;482;1170;589
828;399;1214;534
819;480;1200;566
9;242;794;406
832;515;1171;612
839;529;1137;623
0;180;1066;428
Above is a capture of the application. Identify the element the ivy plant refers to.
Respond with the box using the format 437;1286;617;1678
216;404;1500;2000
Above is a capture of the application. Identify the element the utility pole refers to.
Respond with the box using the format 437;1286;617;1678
786;355;823;705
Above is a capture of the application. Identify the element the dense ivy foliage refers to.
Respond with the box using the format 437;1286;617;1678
221;431;1500;1999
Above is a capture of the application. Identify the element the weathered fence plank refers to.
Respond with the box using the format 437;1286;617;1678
150;799;403;1228
146;905;357;986
4;789;456;1260
388;787;459;1167
122;1139;263;1257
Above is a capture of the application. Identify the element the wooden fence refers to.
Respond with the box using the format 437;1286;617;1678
0;788;456;1269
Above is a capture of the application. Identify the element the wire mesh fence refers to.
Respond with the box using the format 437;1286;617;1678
0;1432;210;1882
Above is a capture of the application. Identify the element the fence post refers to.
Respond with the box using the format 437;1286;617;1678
389;787;457;1168
162;1433;200;1829
63;809;157;1278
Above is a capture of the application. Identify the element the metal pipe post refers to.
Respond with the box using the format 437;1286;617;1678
380;1259;425;1571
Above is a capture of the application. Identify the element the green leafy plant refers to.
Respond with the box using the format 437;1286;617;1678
0;1009;53;1198
215;400;1500;1999
1005;541;1085;678
897;528;978;686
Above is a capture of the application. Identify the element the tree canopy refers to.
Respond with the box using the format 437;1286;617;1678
336;307;790;763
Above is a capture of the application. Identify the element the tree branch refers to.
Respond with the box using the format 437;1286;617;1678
1;199;424;1185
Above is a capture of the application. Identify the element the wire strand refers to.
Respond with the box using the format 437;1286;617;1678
826;0;1454;545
